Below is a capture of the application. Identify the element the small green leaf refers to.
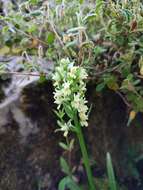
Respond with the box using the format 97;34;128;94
106;152;117;190
2;26;9;34
28;0;39;5
54;109;65;119
96;83;105;92
60;157;71;175
0;63;5;71
58;176;81;190
59;142;69;151
93;46;106;58
58;177;70;190
63;104;74;119
30;11;41;16
95;0;104;14
27;24;37;33
67;179;81;190
79;0;84;4
65;40;77;48
39;74;47;83
46;33;55;44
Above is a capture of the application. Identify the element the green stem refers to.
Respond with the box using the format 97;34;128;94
74;114;96;190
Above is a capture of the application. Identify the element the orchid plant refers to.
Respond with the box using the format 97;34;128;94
52;58;95;190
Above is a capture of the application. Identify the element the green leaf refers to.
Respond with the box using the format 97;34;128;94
60;157;71;175
59;142;69;151
2;26;9;34
95;0;104;14
96;83;105;92
54;109;65;119
67;27;85;34
27;24;37;33
58;176;70;190
79;0;84;4
46;33;55;44
39;74;47;83
66;179;81;190
30;11;42;16
63;104;74;119
93;46;106;58
0;63;6;75
58;176;81;190
28;0;39;5
65;40;77;48
106;152;117;190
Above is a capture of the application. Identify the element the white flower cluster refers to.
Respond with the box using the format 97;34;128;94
53;58;89;136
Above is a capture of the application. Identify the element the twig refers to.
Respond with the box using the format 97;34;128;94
0;71;42;77
15;28;48;46
116;91;131;108
135;74;143;79
49;21;71;58
49;22;65;48
87;64;123;77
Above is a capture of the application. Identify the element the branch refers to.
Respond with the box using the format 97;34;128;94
0;71;43;77
116;91;131;108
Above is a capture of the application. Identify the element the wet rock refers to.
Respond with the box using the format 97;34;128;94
0;81;62;189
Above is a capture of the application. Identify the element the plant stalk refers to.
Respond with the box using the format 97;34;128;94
74;114;96;190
